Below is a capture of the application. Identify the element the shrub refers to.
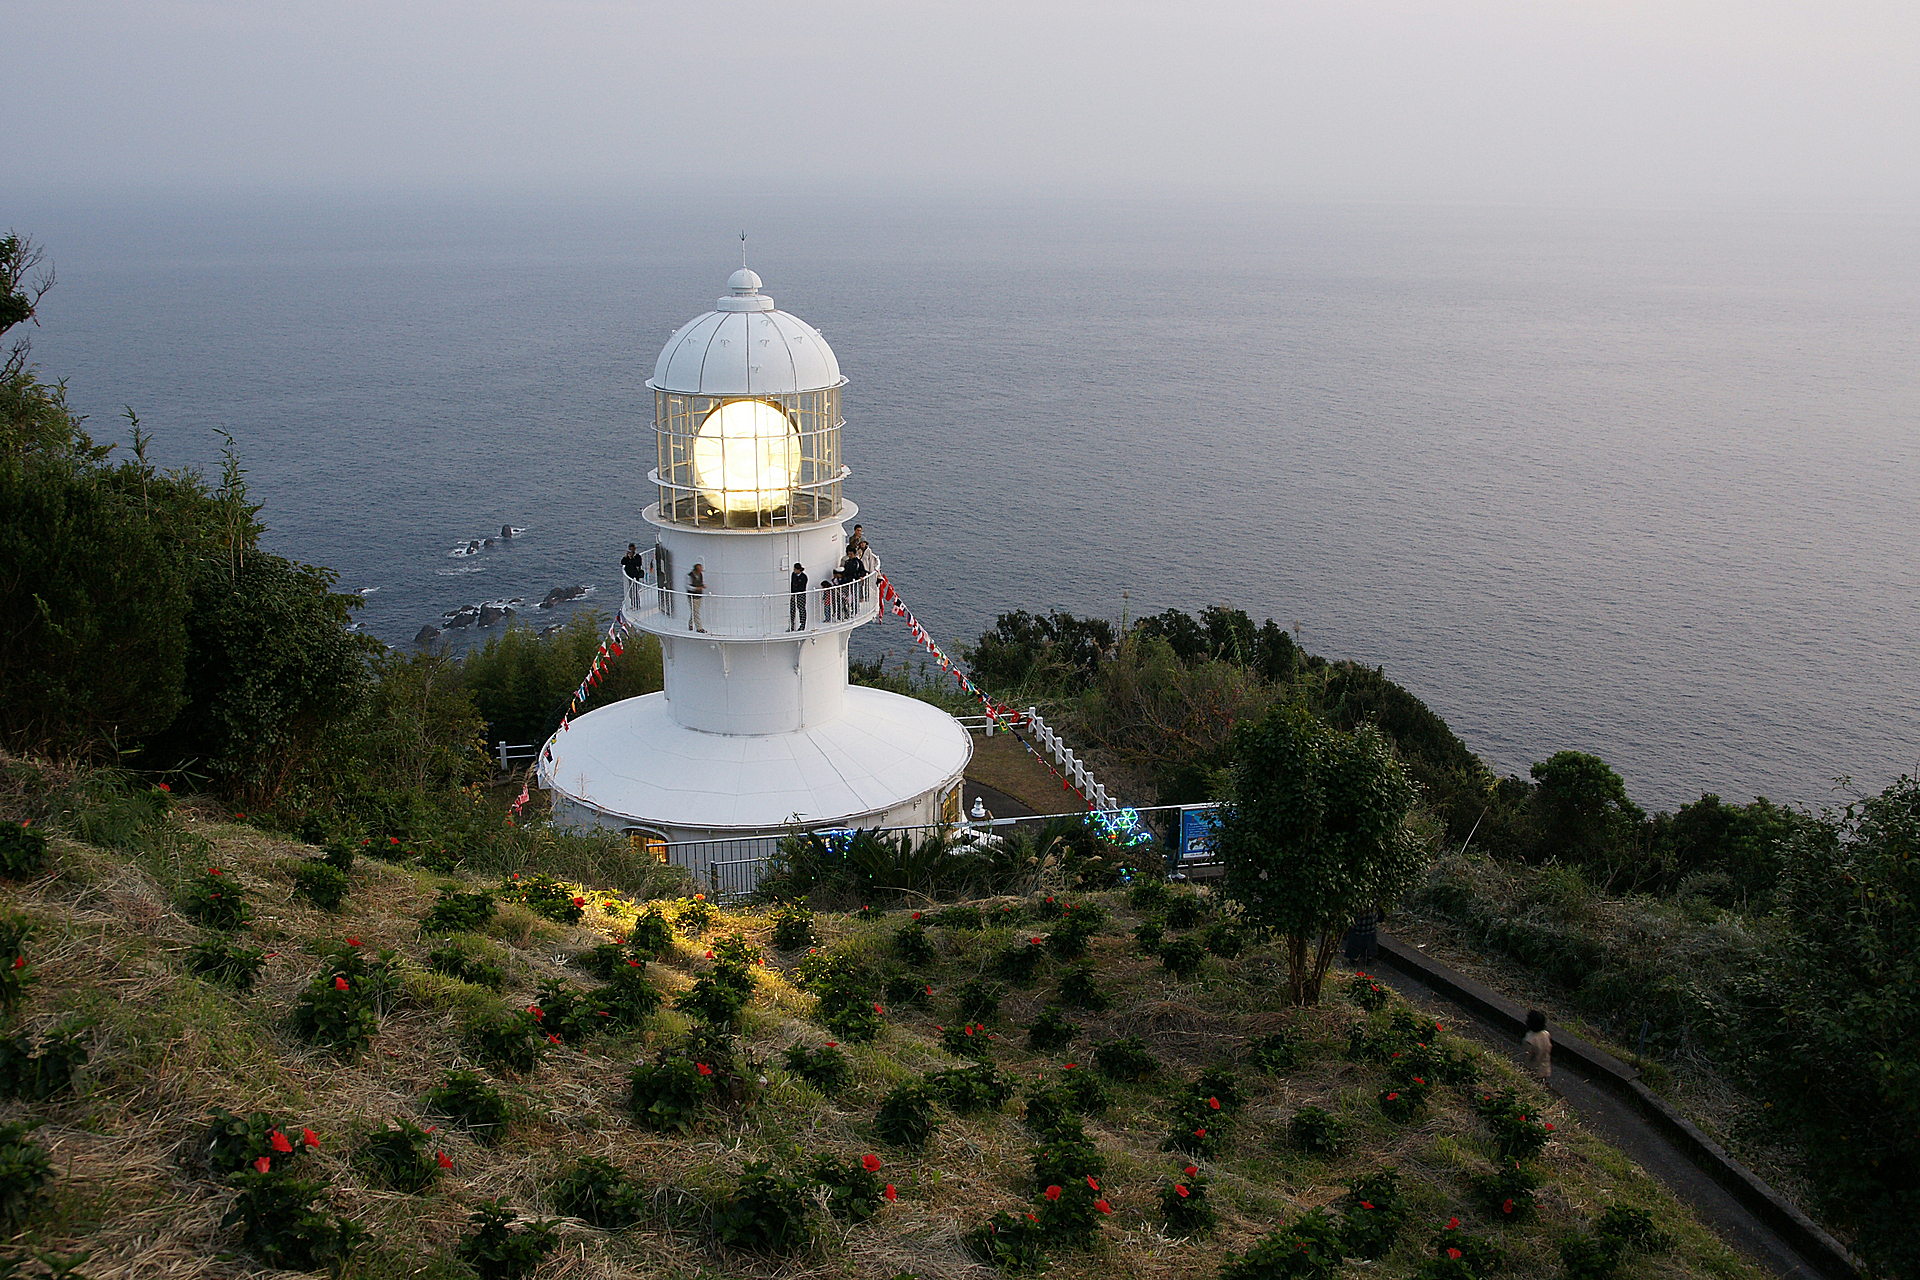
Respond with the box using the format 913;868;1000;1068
1218;1212;1344;1280
1467;1162;1542;1221
1347;971;1391;1010
626;906;673;957
1057;1063;1111;1116
770;906;813;950
591;961;662;1031
1248;1027;1302;1075
464;1009;547;1075
183;866;250;929
1129;878;1170;911
292;860;349;911
1026;1005;1078;1052
429;940;507;990
1191;1066;1245;1113
355;1118;445;1193
1559;1233;1623;1280
884;972;934;1010
927;1062;1015;1113
816;982;886;1043
1057;963;1109;1011
1594;1204;1669;1252
1163;1101;1223;1159
202;1108;317;1176
0;1023;88;1101
1031;1126;1106;1188
940;1021;994;1060
998;937;1047;986
222;1171;368;1272
551;1155;646;1228
1164;894;1208;929
0;1123;54;1229
673;895;715;935
1379;1079;1432;1123
1023;1085;1077;1139
510;872;584;925
1045;918;1095;960
966;1210;1049;1271
1036;1175;1111;1248
894;921;937;965
290;943;396;1057
713;1161;810;1253
782;1043;852;1094
1092;1036;1158;1081
1133;917;1165;955
674;970;751;1028
874;1082;939;1148
1340;1167;1410;1259
0;824;50;880
320;838;355;872
422;888;496;933
810;1153;889;1223
1161;1162;1215;1232
531;978;599;1043
188;934;267;989
1288;1105;1347;1153
0;916;33;1012
422;1070;510;1145
628;1056;716;1133
932;904;982;930
711;931;762;968
854;903;884;922
1159;935;1208;980
955;978;1003;1021
457;1200;561;1280
1203;919;1247;958
1435;1222;1506;1278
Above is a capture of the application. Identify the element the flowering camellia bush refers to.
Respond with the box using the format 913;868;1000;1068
873;1081;939;1148
551;1155;647;1228
939;1021;993;1060
811;1152;888;1223
893;921;937;966
1378;1079;1432;1123
627;1055;716;1133
672;895;715;936
463;1009;547;1075
1057;1063;1111;1117
966;1209;1049;1271
1347;971;1392;1011
354;1118;448;1193
1339;1167;1410;1258
1160;1162;1216;1233
997;938;1047;986
1467;1162;1541;1222
1218;1211;1345;1280
183;866;250;929
290;942;397;1057
1091;1036;1159;1082
421;1070;511;1146
457;1200;561;1280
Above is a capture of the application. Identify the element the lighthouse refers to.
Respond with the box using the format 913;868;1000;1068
538;269;973;859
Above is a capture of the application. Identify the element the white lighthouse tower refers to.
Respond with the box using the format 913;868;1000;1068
538;269;972;854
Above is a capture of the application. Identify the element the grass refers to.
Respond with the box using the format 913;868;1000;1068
0;784;1770;1280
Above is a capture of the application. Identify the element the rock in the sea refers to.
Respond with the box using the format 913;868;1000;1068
479;604;508;626
483;537;495;548
538;584;589;610
414;625;442;645
500;524;515;540
444;605;479;628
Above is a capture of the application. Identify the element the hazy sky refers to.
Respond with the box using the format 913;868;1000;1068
18;1;1920;208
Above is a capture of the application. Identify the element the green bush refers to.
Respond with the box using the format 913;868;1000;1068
0;916;33;1012
997;937;1047;986
940;1021;994;1060
551;1155;647;1228
1092;1036;1159;1081
894;921;937;965
1434;1224;1506;1278
1163;1098;1223;1159
1160;1162;1215;1233
221;1170;368;1272
1559;1233;1622;1280
457;1200;561;1280
674;969;752;1028
422;887;496;933
1133;917;1165;955
429;940;506;990
955;978;1003;1022
781;1043;852;1094
627;1056;715;1133
966;1209;1049;1271
673;895;715;935
927;1062;1015;1113
188;934;267;989
933;904;983;930
422;1070;511;1146
1164;894;1208;930
1023;1085;1077;1139
0;824;50;880
1288;1105;1347;1153
0;1123;54;1229
464;1009;547;1075
1026;1005;1078;1052
202;1108;316;1176
289;943;396;1057
1045;917;1095;960
1248;1027;1302;1075
355;1118;445;1193
1057;1064;1111;1116
1467;1163;1541;1221
712;1160;810;1254
1340;1167;1410;1259
1203;919;1247;959
1159;936;1208;980
884;972;934;1010
1031;1125;1106;1190
1594;1204;1669;1252
1379;1079;1431;1123
810;1153;889;1223
183;866;250;929
1128;878;1171;911
1056;963;1109;1011
0;1023;88;1101
874;1082;939;1148
1218;1212;1344;1280
1347;971;1391;1010
590;961;662;1031
319;838;355;872
1035;1174;1111;1248
626;906;673;958
290;860;348;911
770;906;814;950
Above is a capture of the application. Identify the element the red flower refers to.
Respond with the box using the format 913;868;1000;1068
9;958;22;971
1063;1062;1077;1070
863;1154;882;1172
1448;1248;1463;1260
1194;1128;1207;1137
912;912;922;920
1386;1092;1399;1101
1086;1175;1100;1191
1360;1200;1374;1210
389;836;401;845
333;976;348;990
1044;1185;1062;1201
253;1155;271;1173
1447;1217;1460;1230
1207;1096;1220;1110
1025;1212;1037;1223
885;1183;898;1201
1435;1022;1444;1031
346;937;360;947
925;984;933;995
528;1006;543;1019
1094;1199;1112;1214
157;782;171;792
270;1130;293;1154
208;867;222;876
1184;1165;1198;1178
1501;1199;1514;1214
704;950;714;959
627;959;640;967
1029;937;1042;946
302;1128;320;1148
696;1062;713;1075
437;1151;453;1169
825;1041;837;1048
545;1032;561;1045
1545;1122;1555;1131
234;812;245;820
1415;1077;1427;1086
1175;1184;1190;1198
572;896;585;907
873;1003;884;1014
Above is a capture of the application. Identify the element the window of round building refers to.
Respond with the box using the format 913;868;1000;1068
693;400;801;515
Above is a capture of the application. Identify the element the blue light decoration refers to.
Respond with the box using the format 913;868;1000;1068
1090;808;1155;849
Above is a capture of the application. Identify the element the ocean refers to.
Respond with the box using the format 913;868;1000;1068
14;189;1918;814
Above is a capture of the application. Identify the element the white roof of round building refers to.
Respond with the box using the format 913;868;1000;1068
538;687;970;832
650;269;843;396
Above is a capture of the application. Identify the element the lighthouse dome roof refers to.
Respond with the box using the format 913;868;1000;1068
650;272;843;396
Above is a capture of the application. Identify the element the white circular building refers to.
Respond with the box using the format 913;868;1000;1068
538;269;972;855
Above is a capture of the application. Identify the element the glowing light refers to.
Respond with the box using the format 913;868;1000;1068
1091;808;1155;848
693;400;801;513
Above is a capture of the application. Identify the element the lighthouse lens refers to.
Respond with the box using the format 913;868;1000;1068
692;400;802;513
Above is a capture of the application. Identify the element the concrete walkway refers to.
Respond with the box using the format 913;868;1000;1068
1363;933;1853;1280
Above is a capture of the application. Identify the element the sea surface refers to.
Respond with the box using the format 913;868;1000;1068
14;190;1918;814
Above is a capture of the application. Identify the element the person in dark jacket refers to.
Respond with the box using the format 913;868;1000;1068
789;562;808;630
654;541;673;615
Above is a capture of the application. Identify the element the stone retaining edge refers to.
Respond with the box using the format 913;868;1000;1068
1371;933;1860;1280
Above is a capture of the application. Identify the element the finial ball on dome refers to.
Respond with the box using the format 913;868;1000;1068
728;268;763;294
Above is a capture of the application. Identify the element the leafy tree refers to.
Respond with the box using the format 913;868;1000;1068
461;612;661;748
1738;775;1919;1278
1528;752;1646;885
1216;707;1421;1004
962;609;1114;694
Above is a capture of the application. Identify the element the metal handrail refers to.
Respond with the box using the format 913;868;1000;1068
620;561;878;638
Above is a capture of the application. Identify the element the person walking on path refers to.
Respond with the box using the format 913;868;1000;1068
655;541;674;616
1523;1009;1553;1082
687;563;707;632
789;562;808;631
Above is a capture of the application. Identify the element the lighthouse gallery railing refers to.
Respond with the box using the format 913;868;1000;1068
619;559;878;638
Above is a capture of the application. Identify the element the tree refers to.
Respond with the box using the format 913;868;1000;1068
1216;707;1421;1004
1;232;55;378
1528;751;1646;884
1738;775;1919;1278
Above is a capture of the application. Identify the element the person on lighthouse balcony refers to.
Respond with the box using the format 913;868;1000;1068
789;562;808;631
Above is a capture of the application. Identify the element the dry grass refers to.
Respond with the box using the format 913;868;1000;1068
0;810;1771;1280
